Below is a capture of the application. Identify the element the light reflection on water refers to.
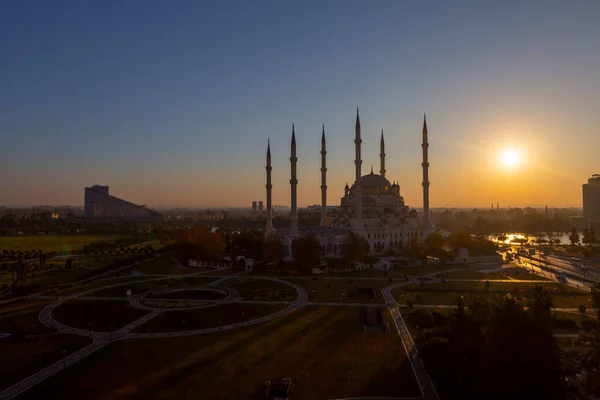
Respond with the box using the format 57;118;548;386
487;233;571;245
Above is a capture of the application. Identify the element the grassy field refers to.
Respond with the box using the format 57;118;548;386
222;278;298;301
0;235;129;252
392;280;590;308
133;303;289;333
501;267;550;281
0;300;92;391
326;270;392;278
0;299;54;335
392;264;467;277
130;257;193;275
0;254;139;293
92;277;217;298
17;306;420;400
52;276;149;296
53;299;149;331
553;311;597;329
290;278;391;303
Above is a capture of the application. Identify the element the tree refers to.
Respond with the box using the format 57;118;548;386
408;233;421;258
341;232;369;264
291;234;321;269
569;226;580;246
582;228;592;246
264;235;285;263
448;230;471;249
424;232;444;255
590;226;597;244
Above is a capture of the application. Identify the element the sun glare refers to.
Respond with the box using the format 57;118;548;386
500;151;520;167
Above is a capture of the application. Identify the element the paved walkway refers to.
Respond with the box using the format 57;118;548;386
382;284;439;400
0;267;453;399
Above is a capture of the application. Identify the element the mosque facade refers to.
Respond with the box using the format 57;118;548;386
264;109;433;256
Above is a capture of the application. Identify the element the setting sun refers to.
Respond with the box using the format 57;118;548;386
500;150;520;167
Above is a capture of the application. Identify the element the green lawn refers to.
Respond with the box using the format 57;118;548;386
92;277;218;298
133;302;289;333
0;299;54;335
393;264;467;277
0;235;129;252
0;300;92;391
1;334;91;391
441;270;507;279
17;306;420;400
501;267;549;281
392;281;590;308
52;276;149;296
132;257;193;275
553;311;597;329
326;270;391;278
222;278;298;301
290;278;391;303
52;299;149;331
0;254;140;294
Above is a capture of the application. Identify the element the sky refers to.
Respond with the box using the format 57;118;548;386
1;0;599;208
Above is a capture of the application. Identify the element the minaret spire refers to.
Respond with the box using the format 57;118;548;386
265;139;275;235
289;124;299;237
421;113;432;232
380;129;386;177
354;107;363;226
320;124;328;227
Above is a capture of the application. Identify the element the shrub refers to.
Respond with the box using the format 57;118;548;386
553;318;578;330
581;319;599;331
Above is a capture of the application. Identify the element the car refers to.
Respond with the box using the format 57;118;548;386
264;377;293;400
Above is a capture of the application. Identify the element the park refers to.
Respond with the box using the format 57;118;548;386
1;232;599;399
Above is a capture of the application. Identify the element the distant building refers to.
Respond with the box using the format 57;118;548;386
84;185;163;220
583;174;600;224
258;201;264;212
252;201;257;212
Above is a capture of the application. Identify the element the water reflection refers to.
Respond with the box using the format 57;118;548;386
487;233;571;245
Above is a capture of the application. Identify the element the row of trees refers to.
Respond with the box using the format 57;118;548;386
568;226;597;246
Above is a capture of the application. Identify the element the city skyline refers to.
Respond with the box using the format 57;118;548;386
2;1;599;208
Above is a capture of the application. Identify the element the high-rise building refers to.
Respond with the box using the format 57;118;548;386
583;174;600;224
252;201;257;212
84;185;162;220
258;201;264;212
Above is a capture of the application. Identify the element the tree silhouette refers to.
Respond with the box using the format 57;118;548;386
292;234;321;269
341;232;369;264
569;226;580;246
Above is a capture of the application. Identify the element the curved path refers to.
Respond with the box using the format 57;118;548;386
2;267;459;400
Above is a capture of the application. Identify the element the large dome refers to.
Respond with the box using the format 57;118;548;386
359;173;392;189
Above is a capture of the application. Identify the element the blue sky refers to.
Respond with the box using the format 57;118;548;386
1;1;599;207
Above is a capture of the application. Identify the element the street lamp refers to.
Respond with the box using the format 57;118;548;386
62;349;66;369
182;320;186;336
88;322;92;337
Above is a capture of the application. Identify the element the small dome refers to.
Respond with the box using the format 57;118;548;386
359;173;392;189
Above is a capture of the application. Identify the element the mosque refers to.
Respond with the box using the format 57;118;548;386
264;109;433;256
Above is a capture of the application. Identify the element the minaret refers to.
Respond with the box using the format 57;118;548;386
265;139;275;235
380;129;386;177
354;107;363;225
320;124;328;227
421;114;432;230
289;124;299;237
